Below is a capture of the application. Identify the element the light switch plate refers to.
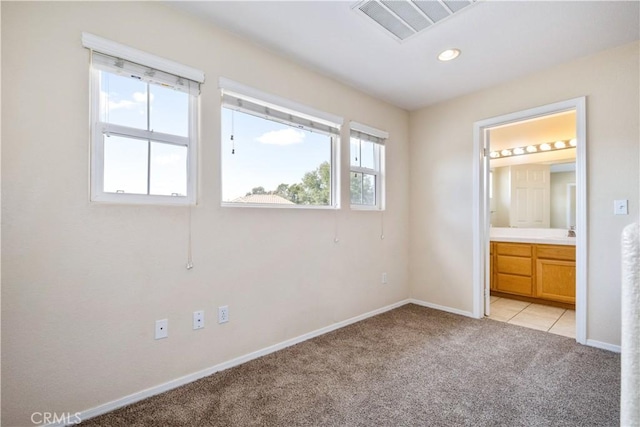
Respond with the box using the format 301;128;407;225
614;199;628;215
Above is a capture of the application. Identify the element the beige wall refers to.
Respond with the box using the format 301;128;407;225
410;41;639;342
1;2;410;425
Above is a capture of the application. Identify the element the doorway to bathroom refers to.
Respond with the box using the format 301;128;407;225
472;97;587;344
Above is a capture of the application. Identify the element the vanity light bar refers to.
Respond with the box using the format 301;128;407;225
490;138;576;159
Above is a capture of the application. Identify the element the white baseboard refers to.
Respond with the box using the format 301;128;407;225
586;339;621;353
408;298;475;318
52;299;411;427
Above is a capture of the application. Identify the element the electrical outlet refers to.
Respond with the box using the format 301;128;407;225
155;319;168;340
218;305;229;324
193;310;204;330
382;272;388;284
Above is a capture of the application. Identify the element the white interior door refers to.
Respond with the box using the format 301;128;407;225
509;164;550;228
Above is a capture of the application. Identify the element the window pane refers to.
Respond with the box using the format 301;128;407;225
150;142;187;196
100;72;148;130
350;138;360;167
103;135;148;194
222;108;332;206
350;172;363;205
362;173;376;205
351;172;376;206
149;85;189;137
360;140;376;170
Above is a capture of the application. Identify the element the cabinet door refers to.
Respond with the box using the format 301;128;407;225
536;259;576;303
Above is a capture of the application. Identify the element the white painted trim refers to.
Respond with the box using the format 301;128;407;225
472;97;587;344
350;121;389;139
573;97;587;345
471;123;487;319
218;77;344;126
586;339;621;353
81;33;205;83
220;202;337;210
350;204;383;211
409;298;475;318
52;299;410;426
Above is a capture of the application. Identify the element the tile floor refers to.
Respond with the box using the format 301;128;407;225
488;296;576;338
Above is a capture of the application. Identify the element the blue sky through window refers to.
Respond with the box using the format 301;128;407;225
221;108;332;202
100;71;188;196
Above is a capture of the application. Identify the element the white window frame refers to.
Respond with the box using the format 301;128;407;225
219;78;342;209
83;33;204;205
350;121;387;211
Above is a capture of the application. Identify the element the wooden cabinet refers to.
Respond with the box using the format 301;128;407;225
536;245;576;304
491;241;575;307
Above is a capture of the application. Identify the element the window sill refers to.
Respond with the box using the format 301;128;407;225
221;202;339;210
350;204;383;211
91;193;195;206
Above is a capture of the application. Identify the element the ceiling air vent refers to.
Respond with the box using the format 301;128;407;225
354;0;476;42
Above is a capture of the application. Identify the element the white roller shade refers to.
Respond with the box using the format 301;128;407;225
219;78;342;136
92;52;200;96
222;92;340;136
350;121;388;145
82;32;203;95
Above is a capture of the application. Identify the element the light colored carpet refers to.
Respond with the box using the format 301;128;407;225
82;304;619;426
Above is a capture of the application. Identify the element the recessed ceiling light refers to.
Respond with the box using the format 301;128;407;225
438;48;461;61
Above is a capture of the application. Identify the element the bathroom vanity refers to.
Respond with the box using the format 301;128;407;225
490;232;576;309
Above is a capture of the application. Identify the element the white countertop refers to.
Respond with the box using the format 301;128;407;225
490;236;576;245
490;228;576;246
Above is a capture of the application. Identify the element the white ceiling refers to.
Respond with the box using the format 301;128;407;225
169;1;640;111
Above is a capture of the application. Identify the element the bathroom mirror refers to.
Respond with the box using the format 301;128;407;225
490;160;576;229
488;109;577;230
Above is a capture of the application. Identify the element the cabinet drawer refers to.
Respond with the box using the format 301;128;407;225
497;274;532;296
536;245;575;261
496;243;532;257
497;255;532;276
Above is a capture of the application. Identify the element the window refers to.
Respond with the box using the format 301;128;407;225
220;79;342;207
350;122;387;209
83;33;204;204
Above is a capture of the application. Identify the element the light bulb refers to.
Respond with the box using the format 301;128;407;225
540;143;551;151
569;138;577;147
526;145;537;153
501;149;512;156
438;48;461;61
513;147;525;155
490;151;500;158
554;140;566;149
